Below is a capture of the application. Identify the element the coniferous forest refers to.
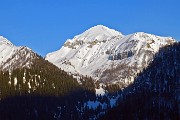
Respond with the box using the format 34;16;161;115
0;43;180;119
101;42;180;120
0;54;117;119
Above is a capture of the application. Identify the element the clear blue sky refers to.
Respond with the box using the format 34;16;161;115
0;0;179;56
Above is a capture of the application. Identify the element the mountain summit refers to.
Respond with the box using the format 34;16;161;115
73;25;122;42
46;25;175;86
0;35;38;71
0;36;13;46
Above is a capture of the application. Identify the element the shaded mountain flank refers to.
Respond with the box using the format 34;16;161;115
100;42;180;120
0;42;179;120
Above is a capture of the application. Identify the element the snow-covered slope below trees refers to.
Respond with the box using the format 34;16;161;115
46;25;175;86
0;36;38;71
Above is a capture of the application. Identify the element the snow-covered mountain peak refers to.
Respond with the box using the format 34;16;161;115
0;36;38;71
0;36;14;46
72;25;122;43
46;26;176;86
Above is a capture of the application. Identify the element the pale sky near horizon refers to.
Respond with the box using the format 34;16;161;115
0;0;179;56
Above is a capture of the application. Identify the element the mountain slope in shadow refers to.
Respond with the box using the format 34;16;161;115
101;42;180;120
0;42;180;120
0;55;97;120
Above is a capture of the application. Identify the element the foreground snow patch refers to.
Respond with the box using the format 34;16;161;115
95;87;105;96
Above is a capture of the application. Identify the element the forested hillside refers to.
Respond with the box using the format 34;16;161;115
0;55;118;119
0;55;81;99
1;43;180;119
101;42;180;120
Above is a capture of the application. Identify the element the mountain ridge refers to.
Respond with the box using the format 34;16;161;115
0;35;39;71
0;26;179;120
46;25;175;86
0;36;14;46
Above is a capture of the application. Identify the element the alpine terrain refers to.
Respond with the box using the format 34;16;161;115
0;25;179;120
46;25;175;87
0;35;120;119
0;36;38;71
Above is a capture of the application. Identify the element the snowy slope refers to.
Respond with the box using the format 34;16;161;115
46;25;175;86
0;36;38;71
